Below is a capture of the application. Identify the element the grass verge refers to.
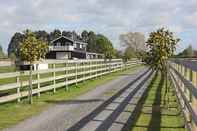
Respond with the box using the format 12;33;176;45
0;65;144;130
130;71;185;131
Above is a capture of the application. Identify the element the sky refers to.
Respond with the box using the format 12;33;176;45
0;0;197;53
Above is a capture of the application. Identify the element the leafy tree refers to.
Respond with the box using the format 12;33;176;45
87;31;97;52
114;49;123;59
120;32;146;58
146;28;180;71
0;44;5;58
19;30;48;104
146;27;180;106
62;31;72;38
123;46;136;61
34;30;49;42
49;29;61;41
81;30;89;42
8;32;24;58
176;45;193;58
96;34;115;59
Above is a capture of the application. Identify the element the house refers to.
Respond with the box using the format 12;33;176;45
46;36;104;59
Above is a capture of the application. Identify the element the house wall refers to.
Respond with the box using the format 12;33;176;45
71;52;86;59
56;52;71;59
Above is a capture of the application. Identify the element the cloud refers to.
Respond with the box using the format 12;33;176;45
0;0;196;52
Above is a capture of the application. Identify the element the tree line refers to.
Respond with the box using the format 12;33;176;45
7;29;119;59
175;45;197;58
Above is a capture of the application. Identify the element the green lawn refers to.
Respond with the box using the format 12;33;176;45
0;65;143;130
130;71;185;131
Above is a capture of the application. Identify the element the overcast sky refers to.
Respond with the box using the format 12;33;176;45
0;0;197;53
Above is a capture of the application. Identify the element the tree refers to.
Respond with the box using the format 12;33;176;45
0;44;5;58
146;28;180;71
49;29;61;41
62;31;72;38
114;49;123;59
34;30;49;42
146;27;180;106
96;34;115;59
19;30;48;104
176;45;193;58
119;32;146;58
81;30;89;42
87;31;97;52
8;32;24;58
123;46;136;61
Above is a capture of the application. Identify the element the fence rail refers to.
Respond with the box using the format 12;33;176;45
169;60;197;131
0;59;140;104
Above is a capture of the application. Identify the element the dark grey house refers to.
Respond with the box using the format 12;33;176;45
46;36;104;59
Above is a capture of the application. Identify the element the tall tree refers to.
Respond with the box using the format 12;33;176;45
49;29;61;41
62;31;72;38
81;30;89;42
8;32;24;58
96;34;115;59
119;32;146;55
0;44;5;58
123;46;136;61
146;28;180;71
19;30;48;104
176;45;193;58
146;28;180;106
87;31;97;52
34;30;49;42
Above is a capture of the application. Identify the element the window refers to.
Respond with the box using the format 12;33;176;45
56;42;61;46
74;43;77;48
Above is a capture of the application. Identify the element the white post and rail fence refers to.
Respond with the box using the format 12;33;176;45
0;59;140;104
169;59;197;131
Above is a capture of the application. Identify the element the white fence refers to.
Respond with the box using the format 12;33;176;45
0;59;140;104
169;60;197;131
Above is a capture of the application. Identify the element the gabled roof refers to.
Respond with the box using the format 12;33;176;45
51;35;88;45
51;36;74;43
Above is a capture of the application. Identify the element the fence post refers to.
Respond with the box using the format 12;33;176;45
75;61;78;86
37;72;40;97
105;59;107;74
83;61;85;83
16;76;20;102
90;60;92;77
65;62;68;91
96;60;98;78
53;64;56;93
192;70;197;131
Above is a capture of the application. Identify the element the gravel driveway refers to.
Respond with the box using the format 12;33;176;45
5;67;153;131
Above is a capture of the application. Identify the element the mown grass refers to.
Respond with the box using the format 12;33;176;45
0;66;16;73
0;65;144;130
130;71;185;131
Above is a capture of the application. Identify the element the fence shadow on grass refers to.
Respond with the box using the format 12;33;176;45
147;72;164;131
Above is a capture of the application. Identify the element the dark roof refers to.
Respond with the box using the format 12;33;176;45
51;36;73;43
51;35;87;45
